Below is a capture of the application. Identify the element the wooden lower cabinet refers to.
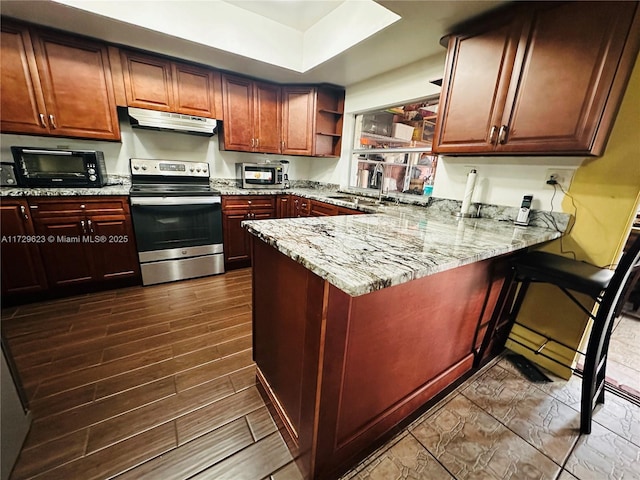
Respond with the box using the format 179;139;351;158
27;196;139;292
252;239;514;479
222;195;276;269
0;199;48;296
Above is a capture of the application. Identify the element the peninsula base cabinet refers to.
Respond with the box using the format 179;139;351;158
251;238;515;480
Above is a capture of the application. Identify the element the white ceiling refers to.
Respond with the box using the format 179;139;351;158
0;0;506;86
224;0;344;31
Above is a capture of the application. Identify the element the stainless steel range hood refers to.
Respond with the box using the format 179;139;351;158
128;107;217;136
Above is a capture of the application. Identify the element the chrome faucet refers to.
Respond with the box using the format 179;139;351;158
373;162;385;204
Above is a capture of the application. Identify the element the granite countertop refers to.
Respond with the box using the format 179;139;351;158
243;207;564;297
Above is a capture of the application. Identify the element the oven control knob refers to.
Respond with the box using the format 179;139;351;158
88;168;96;175
133;165;139;170
196;168;201;173
190;167;195;172
203;166;208;172
141;165;147;170
89;175;97;181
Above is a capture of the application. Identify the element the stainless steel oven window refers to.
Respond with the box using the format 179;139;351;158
130;200;222;252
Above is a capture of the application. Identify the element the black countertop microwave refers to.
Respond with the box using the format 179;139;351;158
11;146;108;187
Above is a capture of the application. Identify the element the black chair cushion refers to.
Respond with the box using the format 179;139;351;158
512;251;615;298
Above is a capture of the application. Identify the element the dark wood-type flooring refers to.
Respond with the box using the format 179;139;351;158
2;268;301;480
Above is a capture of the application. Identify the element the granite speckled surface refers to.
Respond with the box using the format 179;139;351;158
243;207;564;297
0;175;131;197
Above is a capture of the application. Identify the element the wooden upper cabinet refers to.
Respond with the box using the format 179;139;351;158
221;74;345;157
254;81;282;154
1;23;48;135
221;74;254;151
1;21;120;141
221;74;281;153
121;50;174;111
434;1;640;156
120;49;218;118
282;86;315;156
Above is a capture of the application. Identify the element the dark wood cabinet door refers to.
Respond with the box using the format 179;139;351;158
0;200;48;296
89;214;140;281
172;61;217;118
34;30;120;140
497;1;638;154
121;50;174;112
282;86;315;156
222;211;251;268
277;195;292;218
221;74;254;152
0;22;49;136
254;81;282;154
433;15;523;154
309;200;338;217
33;215;95;287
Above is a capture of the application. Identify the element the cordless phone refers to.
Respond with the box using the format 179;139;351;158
515;194;533;226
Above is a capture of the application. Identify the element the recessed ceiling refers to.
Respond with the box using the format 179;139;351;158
49;0;401;73
0;0;506;86
224;0;344;31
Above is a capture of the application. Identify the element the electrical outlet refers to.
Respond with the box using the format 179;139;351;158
544;168;574;190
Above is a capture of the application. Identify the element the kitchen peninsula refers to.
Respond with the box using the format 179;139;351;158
243;207;565;479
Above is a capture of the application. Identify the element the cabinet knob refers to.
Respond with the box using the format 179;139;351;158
80;204;86;209
20;205;28;220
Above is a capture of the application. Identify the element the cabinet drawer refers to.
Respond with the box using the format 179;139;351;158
222;195;276;211
309;200;338;216
29;196;130;217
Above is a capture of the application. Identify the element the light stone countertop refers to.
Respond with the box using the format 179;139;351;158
243;208;564;297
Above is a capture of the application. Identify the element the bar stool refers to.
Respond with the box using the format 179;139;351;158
505;234;640;434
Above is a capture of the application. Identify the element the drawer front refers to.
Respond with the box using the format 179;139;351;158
222;195;276;211
29;196;129;217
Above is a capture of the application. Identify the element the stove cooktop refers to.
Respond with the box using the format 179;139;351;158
129;184;220;197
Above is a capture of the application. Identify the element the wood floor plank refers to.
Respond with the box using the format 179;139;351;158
10;429;88;480
176;386;264;445
171;321;252;357
230;364;258;392
28;383;97;418
32;421;177;480
25;376;176;448
115;418;254;480
189;431;293;480
33;346;174;400
101;323;210;362
86;376;235;453
174;348;253;392
246;406;278;441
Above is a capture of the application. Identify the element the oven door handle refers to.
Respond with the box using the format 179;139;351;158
130;196;221;206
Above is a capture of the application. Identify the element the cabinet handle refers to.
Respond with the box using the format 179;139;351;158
251;138;255;148
281;141;285;150
489;125;498;144
19;205;28;220
80;220;86;234
39;113;48;128
256;138;259;148
498;125;508;144
49;114;57;129
87;219;93;233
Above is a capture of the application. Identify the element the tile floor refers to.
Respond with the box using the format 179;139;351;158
606;311;640;397
337;354;640;480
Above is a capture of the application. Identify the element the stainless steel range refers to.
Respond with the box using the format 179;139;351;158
129;158;224;286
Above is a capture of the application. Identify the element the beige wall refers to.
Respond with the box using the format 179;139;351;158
507;56;640;378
